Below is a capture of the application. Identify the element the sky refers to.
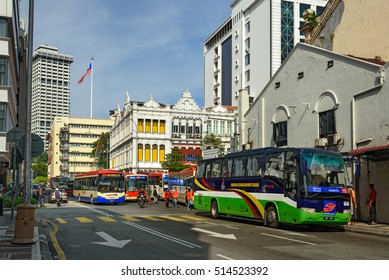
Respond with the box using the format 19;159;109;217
20;0;232;118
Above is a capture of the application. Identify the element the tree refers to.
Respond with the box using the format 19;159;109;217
91;132;110;169
201;134;225;156
161;148;186;172
32;151;48;182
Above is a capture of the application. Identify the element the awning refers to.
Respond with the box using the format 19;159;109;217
348;144;389;156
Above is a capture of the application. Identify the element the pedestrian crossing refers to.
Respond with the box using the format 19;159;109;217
51;214;207;224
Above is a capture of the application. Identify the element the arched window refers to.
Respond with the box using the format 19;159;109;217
152;145;158;162
137;144;143;161
159;145;165;162
145;144;151;161
272;106;289;147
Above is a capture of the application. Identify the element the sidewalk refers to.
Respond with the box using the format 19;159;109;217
1;208;389;260
0;209;51;260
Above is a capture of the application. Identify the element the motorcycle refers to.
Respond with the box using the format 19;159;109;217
138;192;146;208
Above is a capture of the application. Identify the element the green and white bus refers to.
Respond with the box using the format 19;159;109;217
194;147;351;228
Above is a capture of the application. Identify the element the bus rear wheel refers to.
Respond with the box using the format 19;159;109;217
210;200;220;219
266;206;279;228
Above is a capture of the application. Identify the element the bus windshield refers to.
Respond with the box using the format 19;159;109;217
127;177;148;190
98;176;124;192
300;151;349;199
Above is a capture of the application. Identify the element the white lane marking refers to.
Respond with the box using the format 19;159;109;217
78;204;114;217
261;233;317;245
216;254;235;260
123;221;202;249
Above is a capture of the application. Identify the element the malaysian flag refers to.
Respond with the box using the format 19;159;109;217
78;62;92;85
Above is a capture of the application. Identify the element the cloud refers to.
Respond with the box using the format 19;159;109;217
20;0;231;118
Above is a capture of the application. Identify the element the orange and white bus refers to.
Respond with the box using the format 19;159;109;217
74;170;125;204
124;173;149;201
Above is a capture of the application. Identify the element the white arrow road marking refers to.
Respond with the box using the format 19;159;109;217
93;231;132;248
191;228;237;240
123;221;202;248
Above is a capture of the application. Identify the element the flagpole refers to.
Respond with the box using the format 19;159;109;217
90;57;94;118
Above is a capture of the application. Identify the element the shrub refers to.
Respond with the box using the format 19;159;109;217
0;196;37;207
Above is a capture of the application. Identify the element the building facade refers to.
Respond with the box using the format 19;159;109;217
243;43;389;223
110;90;237;172
47;116;114;179
0;0;24;191
304;0;389;62
204;0;328;108
31;45;73;150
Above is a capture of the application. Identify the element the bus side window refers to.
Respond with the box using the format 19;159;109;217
205;162;212;178
212;159;222;177
222;159;229;177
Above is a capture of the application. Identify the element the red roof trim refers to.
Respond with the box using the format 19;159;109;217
348;144;389;155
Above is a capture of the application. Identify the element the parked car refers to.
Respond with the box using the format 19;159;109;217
31;184;40;199
49;189;67;203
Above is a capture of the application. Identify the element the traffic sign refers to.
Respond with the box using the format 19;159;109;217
17;134;44;158
0;162;9;168
6;127;23;143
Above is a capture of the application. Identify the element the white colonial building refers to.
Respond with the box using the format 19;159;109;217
110;90;237;172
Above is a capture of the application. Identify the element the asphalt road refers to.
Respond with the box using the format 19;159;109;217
35;199;389;260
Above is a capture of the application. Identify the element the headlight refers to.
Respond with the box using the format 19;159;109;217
343;209;350;214
301;207;316;214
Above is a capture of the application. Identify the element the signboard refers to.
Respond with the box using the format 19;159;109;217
202;148;219;159
0;162;9;168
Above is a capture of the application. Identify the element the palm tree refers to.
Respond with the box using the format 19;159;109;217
91;132;110;169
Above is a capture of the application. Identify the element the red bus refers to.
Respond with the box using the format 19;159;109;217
124;173;149;201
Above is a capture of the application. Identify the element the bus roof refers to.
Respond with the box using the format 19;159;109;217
204;147;342;161
74;169;123;178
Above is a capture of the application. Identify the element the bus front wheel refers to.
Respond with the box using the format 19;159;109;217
266;206;279;228
211;200;220;219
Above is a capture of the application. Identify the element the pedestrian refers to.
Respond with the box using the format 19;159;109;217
172;187;179;208
348;184;357;225
153;188;159;204
186;188;193;210
164;189;172;208
368;183;377;225
146;186;152;205
38;184;45;208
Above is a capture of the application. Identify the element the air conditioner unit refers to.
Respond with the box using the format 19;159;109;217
327;133;341;145
314;138;328;147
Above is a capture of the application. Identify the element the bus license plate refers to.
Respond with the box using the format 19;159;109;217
324;217;335;220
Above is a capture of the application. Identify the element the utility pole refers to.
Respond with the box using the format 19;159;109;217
12;0;36;244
